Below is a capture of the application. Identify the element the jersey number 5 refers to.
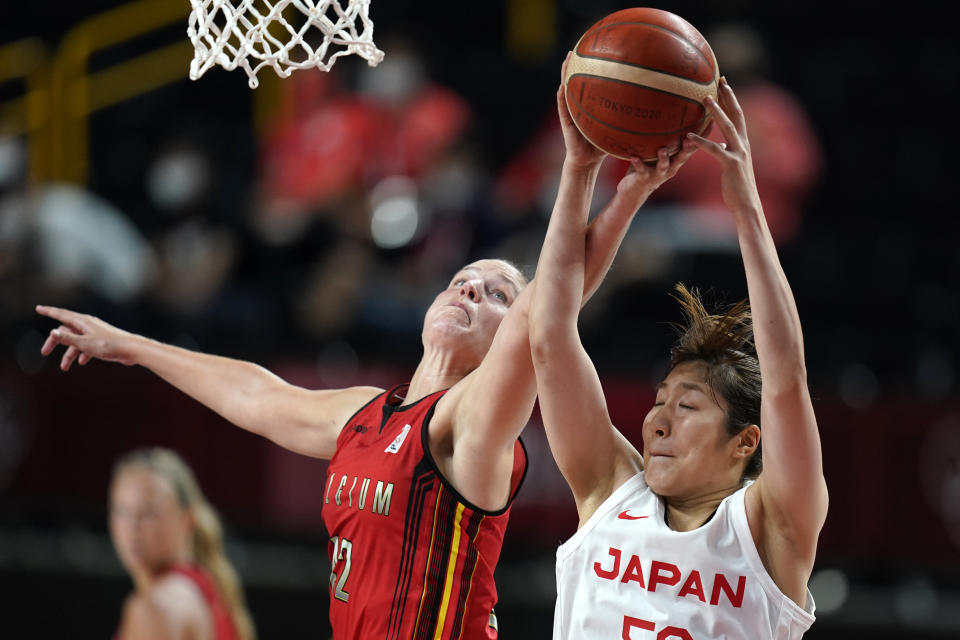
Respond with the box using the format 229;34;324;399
329;535;353;602
622;616;693;639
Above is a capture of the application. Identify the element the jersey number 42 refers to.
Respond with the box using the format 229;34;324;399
329;535;354;602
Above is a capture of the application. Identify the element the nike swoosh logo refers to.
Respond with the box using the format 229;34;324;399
617;511;650;520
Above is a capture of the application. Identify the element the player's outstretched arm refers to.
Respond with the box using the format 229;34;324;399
36;305;379;459
687;78;828;598
443;54;695;514
440;91;605;511
529;56;697;522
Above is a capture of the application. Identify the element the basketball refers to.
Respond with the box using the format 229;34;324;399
564;8;719;162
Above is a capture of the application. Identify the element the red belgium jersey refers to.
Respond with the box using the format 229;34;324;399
169;566;240;640
322;384;528;640
115;565;240;640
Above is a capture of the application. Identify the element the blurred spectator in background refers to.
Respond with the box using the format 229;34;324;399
109;447;256;640
0;136;157;319
252;34;481;345
250;65;377;343
646;20;824;253
494;20;823;288
33;183;157;302
0;136;33;328
145;138;237;318
139;136;259;347
253;65;373;244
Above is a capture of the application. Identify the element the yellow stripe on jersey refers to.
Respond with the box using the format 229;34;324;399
433;502;465;640
453;515;485;639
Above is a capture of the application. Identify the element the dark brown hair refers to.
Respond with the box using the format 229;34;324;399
669;283;762;480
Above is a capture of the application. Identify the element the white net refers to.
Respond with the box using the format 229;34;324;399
187;0;384;89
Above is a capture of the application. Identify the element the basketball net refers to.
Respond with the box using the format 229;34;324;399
187;0;384;89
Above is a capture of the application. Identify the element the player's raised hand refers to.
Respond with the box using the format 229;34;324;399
685;77;761;215
36;305;138;371
617;139;698;203
557;52;607;168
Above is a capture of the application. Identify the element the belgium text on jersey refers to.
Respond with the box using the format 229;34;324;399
325;473;395;516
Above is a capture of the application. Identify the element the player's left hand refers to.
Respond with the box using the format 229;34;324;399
685;77;761;215
615;139;697;206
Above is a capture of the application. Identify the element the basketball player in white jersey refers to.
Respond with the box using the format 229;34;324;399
529;57;827;638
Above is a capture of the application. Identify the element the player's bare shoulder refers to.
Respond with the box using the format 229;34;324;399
300;385;384;434
324;385;386;442
330;386;386;425
119;574;207;640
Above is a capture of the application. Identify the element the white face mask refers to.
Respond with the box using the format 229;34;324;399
147;149;210;212
0;137;25;188
358;50;425;103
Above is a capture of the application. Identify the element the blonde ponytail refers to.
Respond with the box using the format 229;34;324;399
191;499;257;640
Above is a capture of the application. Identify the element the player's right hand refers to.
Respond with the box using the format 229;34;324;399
557;52;607;168
36;305;137;370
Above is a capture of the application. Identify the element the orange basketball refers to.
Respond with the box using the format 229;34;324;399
564;8;719;161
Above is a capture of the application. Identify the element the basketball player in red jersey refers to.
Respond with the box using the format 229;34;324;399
109;447;255;640
36;93;696;640
531;59;827;638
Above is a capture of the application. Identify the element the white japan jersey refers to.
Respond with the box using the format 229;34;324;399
553;473;815;639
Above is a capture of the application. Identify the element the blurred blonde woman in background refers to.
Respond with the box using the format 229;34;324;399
109;447;256;640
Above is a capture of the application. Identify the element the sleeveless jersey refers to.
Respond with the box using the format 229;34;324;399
169;565;241;640
115;565;240;640
553;473;815;639
323;384;528;640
